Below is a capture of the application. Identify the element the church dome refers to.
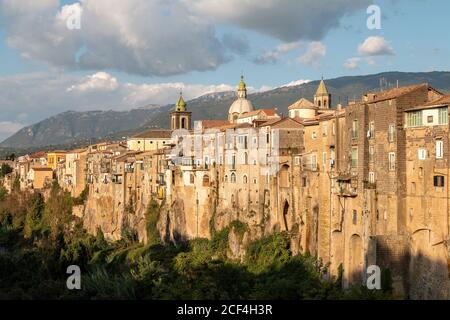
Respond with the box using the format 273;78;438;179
228;75;254;122
229;98;254;116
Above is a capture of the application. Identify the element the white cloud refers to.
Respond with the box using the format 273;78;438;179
184;0;371;42
254;41;300;64
67;72;119;92
0;0;371;76
343;57;361;70
0;0;58;15
358;36;395;56
298;42;326;67
0;0;228;76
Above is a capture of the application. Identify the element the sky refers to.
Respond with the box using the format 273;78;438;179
0;0;449;141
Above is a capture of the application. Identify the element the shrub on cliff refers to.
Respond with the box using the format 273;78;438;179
245;232;291;274
145;199;161;245
43;182;74;238
0;163;12;178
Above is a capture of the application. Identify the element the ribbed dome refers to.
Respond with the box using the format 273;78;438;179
229;98;254;115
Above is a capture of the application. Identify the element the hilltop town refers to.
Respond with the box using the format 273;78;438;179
2;76;450;299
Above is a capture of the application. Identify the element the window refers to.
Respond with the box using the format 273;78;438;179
202;175;210;187
322;152;327;168
230;173;236;183
312;131;317;139
224;175;228;183
368;172;375;184
332;122;336;136
434;175;445;187
388;152;396;171
436;140;444;159
311;154;317;171
243;175;248;184
266;133;270;144
407;111;422;127
322;123;328;136
351;147;358;168
427;115;434;124
418;148;427;160
388;124;395;142
369;121;375;139
411;182;416;194
369;146;375;162
352;210;357;225
239;136;248;149
243;152;248;165
352;120;359;139
302;177;307;187
439;107;448;125
295;156;300;166
419;167;424;178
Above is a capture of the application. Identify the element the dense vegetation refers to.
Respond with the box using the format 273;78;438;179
0;183;393;300
0;163;12;178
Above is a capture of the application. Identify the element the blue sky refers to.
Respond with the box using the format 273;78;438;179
0;0;449;140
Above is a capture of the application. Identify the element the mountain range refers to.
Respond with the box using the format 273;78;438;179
1;71;449;155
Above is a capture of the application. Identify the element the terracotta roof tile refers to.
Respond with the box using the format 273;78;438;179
199;120;230;129
364;83;430;103
288;98;316;110
132;130;172;139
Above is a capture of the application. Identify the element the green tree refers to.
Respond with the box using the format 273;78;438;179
0;163;12;177
23;193;46;239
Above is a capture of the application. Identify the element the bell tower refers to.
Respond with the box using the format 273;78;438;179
314;77;331;109
170;92;192;131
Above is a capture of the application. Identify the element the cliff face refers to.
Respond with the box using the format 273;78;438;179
82;182;148;243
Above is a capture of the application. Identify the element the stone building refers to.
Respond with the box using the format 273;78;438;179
15;75;450;299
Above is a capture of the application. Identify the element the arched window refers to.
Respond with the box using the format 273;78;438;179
324;99;328;107
231;173;236;183
243;152;248;165
318;100;321;107
181;118;186;129
243;175;248;184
